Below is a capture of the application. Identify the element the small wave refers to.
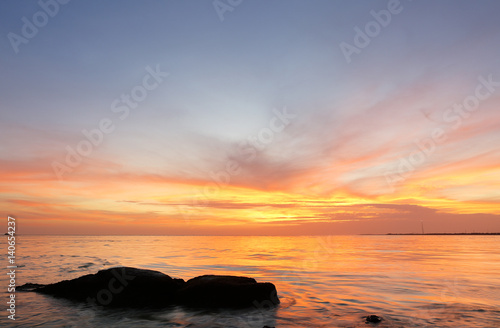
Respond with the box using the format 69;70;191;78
78;263;95;269
277;296;296;309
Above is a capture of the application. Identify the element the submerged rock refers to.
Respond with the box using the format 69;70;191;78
22;267;279;308
17;283;46;291
365;314;382;323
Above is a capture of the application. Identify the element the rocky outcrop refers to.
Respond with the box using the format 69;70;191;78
35;267;183;307
177;275;279;307
22;267;279;308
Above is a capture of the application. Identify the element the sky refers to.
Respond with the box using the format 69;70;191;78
1;0;500;235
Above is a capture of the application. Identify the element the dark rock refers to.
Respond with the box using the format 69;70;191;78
35;267;184;307
177;275;280;308
17;283;46;291
21;267;279;309
365;314;382;323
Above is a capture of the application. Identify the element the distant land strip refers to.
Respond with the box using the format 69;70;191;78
360;233;500;236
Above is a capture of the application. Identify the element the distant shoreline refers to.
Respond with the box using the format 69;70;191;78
362;233;500;236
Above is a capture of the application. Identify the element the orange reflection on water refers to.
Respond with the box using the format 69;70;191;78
9;235;500;327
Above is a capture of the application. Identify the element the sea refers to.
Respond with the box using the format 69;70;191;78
1;235;499;327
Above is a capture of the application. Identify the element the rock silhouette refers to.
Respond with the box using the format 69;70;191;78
365;314;382;323
20;267;280;308
178;274;278;307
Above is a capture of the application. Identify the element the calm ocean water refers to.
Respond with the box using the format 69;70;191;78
1;235;499;327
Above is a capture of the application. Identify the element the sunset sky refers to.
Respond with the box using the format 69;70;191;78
1;0;500;235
